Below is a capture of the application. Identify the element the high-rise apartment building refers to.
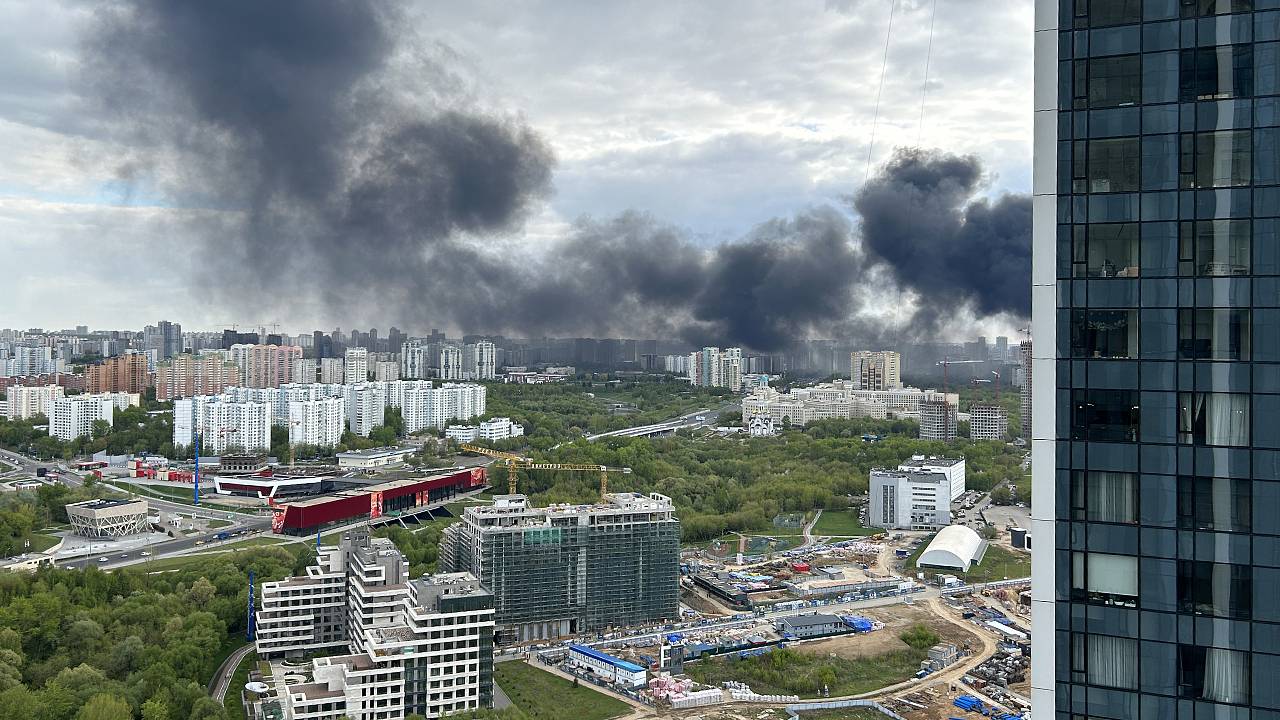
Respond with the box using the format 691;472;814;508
399;382;486;433
173;396;271;455
372;360;399;382
439;345;462;380
917;399;956;442
688;347;743;391
4;384;64;420
290;357;316;385
154;353;241;400
344;347;368;384
2;345;56;376
440;493;679;643
319;357;345;384
849;350;902;390
967;403;1008;441
464;341;496;380
48;395;114;441
243;344;302;389
401;340;431;379
142;320;183;359
86;353;149;394
344;383;385;438
1019;340;1033;438
1033;3;1280;718
257;531;495;718
288;397;345;448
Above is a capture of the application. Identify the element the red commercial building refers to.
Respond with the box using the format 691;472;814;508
270;467;486;535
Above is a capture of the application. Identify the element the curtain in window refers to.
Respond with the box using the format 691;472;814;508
1087;635;1137;689
1204;394;1249;446
1202;647;1249;704
1089;471;1135;523
1087;554;1138;597
1209;478;1240;531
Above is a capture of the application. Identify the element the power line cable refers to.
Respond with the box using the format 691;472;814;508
917;0;938;145
864;0;899;185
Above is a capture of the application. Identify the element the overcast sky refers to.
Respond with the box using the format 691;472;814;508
0;0;1032;334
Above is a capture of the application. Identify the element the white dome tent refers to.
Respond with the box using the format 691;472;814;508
917;525;988;572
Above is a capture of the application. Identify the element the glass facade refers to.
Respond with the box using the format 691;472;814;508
1040;1;1280;718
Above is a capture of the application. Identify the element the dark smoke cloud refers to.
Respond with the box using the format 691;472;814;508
854;148;1032;320
80;2;1028;352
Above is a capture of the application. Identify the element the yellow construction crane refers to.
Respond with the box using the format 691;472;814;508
458;444;632;498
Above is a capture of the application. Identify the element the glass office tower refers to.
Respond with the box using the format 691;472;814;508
1033;2;1280;718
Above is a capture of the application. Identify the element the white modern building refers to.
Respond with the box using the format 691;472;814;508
257;531;496;719
439;345;462;380
401;340;431;380
849;350;902;390
49;395;115;441
335;447;416;470
869;468;951;530
344;347;368;385
968;403;1008;441
742;382;958;428
464;341;496;380
173;395;272;454
896;455;966;501
288;397;345;448
916;525;988;572
445;417;524;444
4;384;64;420
65;499;150;537
400;383;486;434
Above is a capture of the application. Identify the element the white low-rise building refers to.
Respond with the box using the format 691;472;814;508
446;417;523;443
869;468;952;530
742;381;957;427
897;455;966;501
335;446;416;470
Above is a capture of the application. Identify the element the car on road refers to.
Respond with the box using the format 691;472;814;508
97;557;108;562
195;540;206;546
119;554;127;559
140;551;151;557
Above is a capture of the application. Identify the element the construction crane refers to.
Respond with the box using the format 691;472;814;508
936;358;984;393
458;444;632;498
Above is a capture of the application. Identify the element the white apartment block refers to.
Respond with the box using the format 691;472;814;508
463;341;496;380
49;396;114;441
445;417;523;444
401;383;486;434
372;360;399;382
688;347;743;391
869;469;952;530
292;357;318;385
320;358;345;384
258;532;495;720
344;383;386;438
439;346;462;380
401;341;431;380
173;395;272;454
897;455;966;501
344;348;368;385
289;397;345;448
95;392;141;411
918;400;958;442
967;403;1008;442
849;350;902;390
4;384;64;420
2;346;56;376
662;354;689;374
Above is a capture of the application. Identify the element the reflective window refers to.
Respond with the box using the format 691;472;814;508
1072;310;1138;358
1180;46;1253;101
1077;55;1142;109
1073;0;1142;27
1177;392;1250;446
1074;223;1140;277
1072;389;1140;442
1072;471;1139;523
1178;220;1251;276
1178;645;1251;705
1072;633;1138;689
1177;308;1250;360
1178;561;1251;618
1084;137;1140;193
1181;0;1253;17
1180;130;1251;189
1073;552;1139;607
1178;476;1251;532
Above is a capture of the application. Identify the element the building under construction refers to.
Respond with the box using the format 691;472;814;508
439;492;680;643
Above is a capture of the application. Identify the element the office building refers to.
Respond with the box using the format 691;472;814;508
868;468;951;531
257;531;495;718
48;395;115;441
1032;3;1280;717
86;353;149;394
155;353;241;401
319;357;345;384
4;384;63;420
444;417;524;444
65;499;149;537
288;397;345;448
344;347;368;384
173;395;271;455
917;400;957;442
967;403;1008;441
440;493;679;642
439;345;462;380
897;455;966;501
849;350;902;390
742;382;957;427
464;341;496;380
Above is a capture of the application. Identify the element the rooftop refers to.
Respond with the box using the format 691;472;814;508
780;613;843;628
465;492;674;521
898;455;964;468
335;446;416;459
67;498;147;511
288;683;343;701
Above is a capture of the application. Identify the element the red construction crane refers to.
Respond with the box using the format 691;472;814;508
936;358;984;393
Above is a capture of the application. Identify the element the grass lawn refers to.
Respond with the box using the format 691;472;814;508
810;510;884;537
686;646;926;699
139;541;292;572
114;481;257;514
25;531;61;552
223;649;258;720
494;661;630;720
797;709;892;720
909;533;1031;584
207;519;233;529
1011;472;1031;502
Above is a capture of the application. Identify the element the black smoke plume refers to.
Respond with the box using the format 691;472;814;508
81;1;1029;351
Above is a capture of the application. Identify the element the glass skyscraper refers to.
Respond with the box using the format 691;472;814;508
1033;2;1280;718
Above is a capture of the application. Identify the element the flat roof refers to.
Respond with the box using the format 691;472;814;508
289;683;343;700
898;456;964;467
569;644;646;673
335;446;415;458
781;614;843;628
68;498;146;510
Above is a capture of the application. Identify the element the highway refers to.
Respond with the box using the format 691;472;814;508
585;401;739;441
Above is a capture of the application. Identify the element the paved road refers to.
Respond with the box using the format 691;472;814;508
210;642;255;702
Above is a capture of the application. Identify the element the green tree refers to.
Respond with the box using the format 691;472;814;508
899;624;940;650
141;698;171;720
77;693;132;720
